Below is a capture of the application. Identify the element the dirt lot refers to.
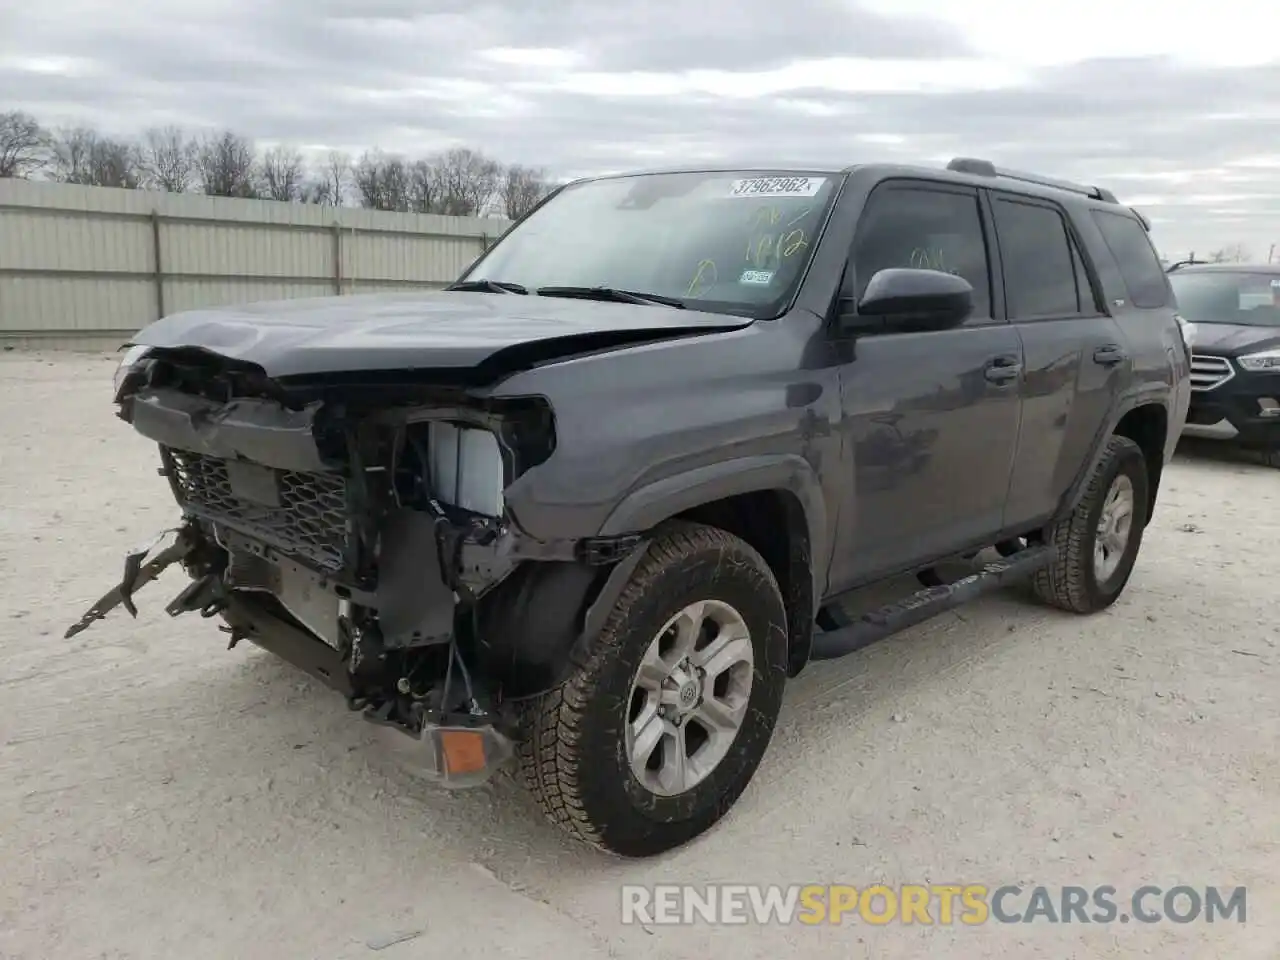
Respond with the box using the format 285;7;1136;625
0;352;1276;960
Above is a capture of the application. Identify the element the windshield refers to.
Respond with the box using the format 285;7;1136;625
1169;271;1280;327
462;170;840;317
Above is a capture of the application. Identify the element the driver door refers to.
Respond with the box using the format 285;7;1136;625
827;181;1025;589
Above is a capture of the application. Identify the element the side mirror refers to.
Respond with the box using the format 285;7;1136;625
839;268;974;334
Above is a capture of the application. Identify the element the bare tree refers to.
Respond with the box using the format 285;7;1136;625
0;110;48;178
140;126;197;192
2;108;560;219
299;180;332;205
1209;243;1250;264
323;150;351;205
501;164;552;220
49;127;142;188
379;156;411;212
353;149;412;211
300;150;351;205
196;130;258;198
259;145;307;201
408;159;438;213
432;147;503;216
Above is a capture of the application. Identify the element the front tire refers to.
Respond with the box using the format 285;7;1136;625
1032;435;1149;613
517;522;789;857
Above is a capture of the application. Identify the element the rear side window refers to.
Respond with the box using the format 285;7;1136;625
992;198;1082;319
1091;210;1171;308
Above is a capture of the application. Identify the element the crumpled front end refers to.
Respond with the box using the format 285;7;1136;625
68;349;620;786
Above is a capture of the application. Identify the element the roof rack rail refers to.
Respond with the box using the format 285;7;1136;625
945;157;1119;204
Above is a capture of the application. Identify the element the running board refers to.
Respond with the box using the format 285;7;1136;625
808;545;1054;661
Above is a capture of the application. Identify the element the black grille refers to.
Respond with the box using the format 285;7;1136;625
165;448;350;572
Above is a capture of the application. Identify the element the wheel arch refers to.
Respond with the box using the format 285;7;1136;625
477;456;825;697
1059;393;1169;527
598;455;826;676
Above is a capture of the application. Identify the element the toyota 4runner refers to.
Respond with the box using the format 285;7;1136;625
68;157;1191;857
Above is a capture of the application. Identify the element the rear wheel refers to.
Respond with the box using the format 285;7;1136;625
517;522;789;857
1032;435;1149;613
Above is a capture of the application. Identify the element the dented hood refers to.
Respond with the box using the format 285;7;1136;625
130;290;754;379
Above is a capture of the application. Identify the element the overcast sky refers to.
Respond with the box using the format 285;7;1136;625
2;0;1278;259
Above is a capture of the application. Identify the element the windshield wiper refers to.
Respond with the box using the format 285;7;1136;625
445;279;528;295
535;286;686;309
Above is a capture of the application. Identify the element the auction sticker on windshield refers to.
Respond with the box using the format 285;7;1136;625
728;176;826;198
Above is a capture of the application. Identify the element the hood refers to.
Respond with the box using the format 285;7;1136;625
130;291;754;380
1190;322;1280;355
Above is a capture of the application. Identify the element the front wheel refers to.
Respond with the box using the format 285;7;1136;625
517;522;789;857
1032;435;1150;613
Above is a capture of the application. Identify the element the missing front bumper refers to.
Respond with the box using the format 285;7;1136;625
63;517;518;783
64;524;205;639
64;510;466;651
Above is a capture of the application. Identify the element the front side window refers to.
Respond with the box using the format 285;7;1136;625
851;185;993;320
464;170;840;317
1168;271;1280;327
992;198;1081;319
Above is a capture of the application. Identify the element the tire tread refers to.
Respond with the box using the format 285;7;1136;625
517;522;780;853
1032;434;1144;613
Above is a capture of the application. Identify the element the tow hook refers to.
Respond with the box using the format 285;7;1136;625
164;572;229;619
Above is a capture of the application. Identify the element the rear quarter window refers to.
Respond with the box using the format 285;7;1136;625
1090;210;1171;309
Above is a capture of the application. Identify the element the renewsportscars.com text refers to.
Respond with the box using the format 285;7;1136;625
621;884;1247;926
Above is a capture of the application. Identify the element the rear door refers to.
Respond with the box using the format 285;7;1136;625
990;191;1130;529
1088;209;1189;437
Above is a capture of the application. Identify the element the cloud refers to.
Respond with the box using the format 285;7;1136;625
2;0;1278;256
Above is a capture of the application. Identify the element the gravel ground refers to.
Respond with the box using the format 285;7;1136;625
1;352;1276;960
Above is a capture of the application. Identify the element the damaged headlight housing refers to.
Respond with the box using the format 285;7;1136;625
113;344;151;396
425;421;506;517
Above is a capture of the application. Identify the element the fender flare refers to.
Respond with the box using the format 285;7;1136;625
1057;387;1170;522
485;456;827;699
598;452;827;620
599;454;826;575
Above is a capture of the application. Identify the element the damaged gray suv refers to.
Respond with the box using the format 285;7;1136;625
70;159;1190;857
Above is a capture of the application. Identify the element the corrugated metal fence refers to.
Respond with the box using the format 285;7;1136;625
0;179;513;350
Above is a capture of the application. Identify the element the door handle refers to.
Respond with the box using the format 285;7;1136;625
984;355;1022;385
1093;344;1128;366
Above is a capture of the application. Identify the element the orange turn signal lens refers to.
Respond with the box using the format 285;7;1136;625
405;721;515;788
439;729;487;775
